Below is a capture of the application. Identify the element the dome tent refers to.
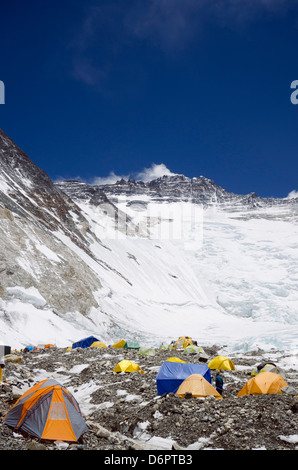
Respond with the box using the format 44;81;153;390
156;361;212;396
174;336;193;349
123;341;140;350
23;345;37;353
177;374;222;399
208;355;235;371
72;336;99;349
158;342;173;351
237;372;288;397
111;339;126;349
3;379;87;442
90;341;107;348
183;345;209;361
138;347;156;356
251;362;282;376
113;360;145;374
183;345;201;355
166;357;186;363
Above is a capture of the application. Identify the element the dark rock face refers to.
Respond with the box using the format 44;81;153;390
0;130;105;314
55;180;111;206
0;129;89;247
57;174;242;207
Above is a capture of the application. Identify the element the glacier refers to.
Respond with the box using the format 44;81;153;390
1;191;298;355
78;196;298;354
0;128;297;355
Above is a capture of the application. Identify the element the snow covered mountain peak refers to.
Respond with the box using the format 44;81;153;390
0;129;298;353
57;169;298;216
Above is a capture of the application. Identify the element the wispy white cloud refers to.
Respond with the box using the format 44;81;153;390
125;0;204;53
92;171;130;185
125;0;292;53
72;56;108;86
286;190;298;199
64;163;177;186
135;163;177;182
70;0;294;85
70;3;126;87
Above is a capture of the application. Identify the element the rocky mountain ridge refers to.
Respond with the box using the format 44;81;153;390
56;173;298;212
1;128;298;351
0;130;88;244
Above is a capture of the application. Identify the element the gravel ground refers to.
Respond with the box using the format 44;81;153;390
0;344;297;452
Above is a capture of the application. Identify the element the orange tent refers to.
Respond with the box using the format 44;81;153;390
177;374;223;399
237;372;288;397
3;379;87;442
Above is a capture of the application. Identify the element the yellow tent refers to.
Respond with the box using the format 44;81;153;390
237;372;288;397
208;355;235;371
177;374;223;399
251;363;281;376
90;341;107;348
111;339;126;349
166;357;186;363
174;336;193;349
113;360;145;374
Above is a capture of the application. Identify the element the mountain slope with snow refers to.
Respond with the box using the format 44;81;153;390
0;129;298;353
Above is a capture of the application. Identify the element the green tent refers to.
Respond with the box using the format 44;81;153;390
138;347;156;356
183;345;201;355
124;341;140;350
183;345;209;362
158;342;173;351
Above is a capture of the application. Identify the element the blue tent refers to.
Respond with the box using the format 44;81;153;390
156;361;212;395
23;345;36;352
72;336;99;349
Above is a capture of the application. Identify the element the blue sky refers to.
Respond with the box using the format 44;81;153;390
1;0;298;197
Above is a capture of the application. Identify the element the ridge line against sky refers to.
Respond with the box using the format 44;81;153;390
54;162;177;185
54;161;298;200
1;1;298;198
